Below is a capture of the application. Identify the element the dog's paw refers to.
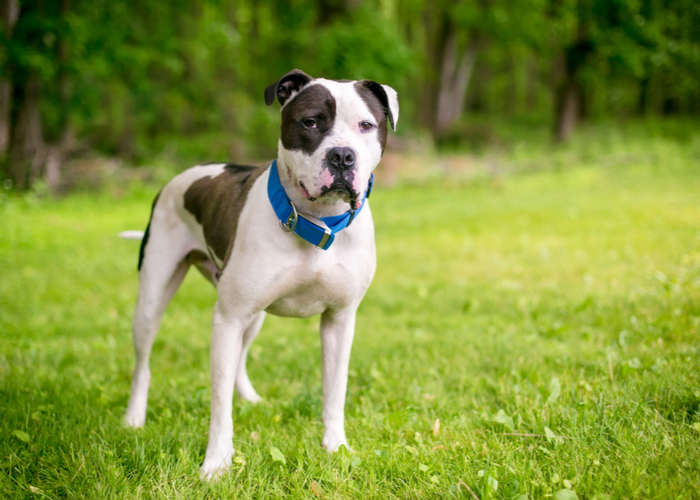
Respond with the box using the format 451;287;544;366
239;391;263;404
322;432;349;453
200;449;233;482
236;379;263;403
199;463;229;482
124;413;145;429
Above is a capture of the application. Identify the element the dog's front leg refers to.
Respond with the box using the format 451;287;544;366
200;301;251;480
320;306;357;452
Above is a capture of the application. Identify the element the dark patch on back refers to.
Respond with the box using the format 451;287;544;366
183;163;269;264
280;84;337;155
223;163;256;177
198;162;251;169
138;190;162;271
353;81;389;152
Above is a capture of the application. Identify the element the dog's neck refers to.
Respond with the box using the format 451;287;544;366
274;156;354;218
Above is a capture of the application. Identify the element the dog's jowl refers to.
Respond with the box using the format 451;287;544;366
123;69;399;479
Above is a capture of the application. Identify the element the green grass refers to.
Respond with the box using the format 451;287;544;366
1;129;700;498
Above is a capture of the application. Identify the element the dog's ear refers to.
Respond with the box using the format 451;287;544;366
264;69;313;106
359;80;399;131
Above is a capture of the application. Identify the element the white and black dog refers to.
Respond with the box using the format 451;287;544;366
121;69;398;478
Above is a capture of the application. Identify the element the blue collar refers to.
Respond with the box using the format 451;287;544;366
267;160;373;250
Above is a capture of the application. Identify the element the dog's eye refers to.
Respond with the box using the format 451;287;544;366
302;119;317;129
359;121;374;132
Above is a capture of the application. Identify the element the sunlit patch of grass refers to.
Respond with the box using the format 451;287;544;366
1;138;699;498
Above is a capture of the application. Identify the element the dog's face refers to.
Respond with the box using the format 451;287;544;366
265;70;398;209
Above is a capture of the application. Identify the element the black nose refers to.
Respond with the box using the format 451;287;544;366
326;147;356;170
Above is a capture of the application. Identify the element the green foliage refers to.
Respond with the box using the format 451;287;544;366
2;0;698;174
315;5;416;85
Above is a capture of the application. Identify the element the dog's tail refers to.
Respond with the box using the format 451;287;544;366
119;230;145;240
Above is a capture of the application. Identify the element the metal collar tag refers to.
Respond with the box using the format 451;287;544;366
279;200;333;249
296;209;333;249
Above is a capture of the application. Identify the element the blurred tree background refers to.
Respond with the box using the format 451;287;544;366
0;0;698;191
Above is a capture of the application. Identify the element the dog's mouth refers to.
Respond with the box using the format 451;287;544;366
299;181;317;201
322;179;361;208
300;180;360;208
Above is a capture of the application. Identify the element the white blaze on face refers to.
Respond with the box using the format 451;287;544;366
279;79;385;207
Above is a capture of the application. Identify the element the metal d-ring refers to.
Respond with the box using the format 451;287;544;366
279;200;298;232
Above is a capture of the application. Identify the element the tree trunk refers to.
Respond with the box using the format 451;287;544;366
119;97;135;160
0;0;20;155
0;79;12;155
552;5;592;143
503;55;517;114
525;55;539;112
637;76;650;116
434;28;479;135
555;77;579;143
468;60;490;113
422;2;481;139
46;0;72;192
9;77;44;189
419;6;449;132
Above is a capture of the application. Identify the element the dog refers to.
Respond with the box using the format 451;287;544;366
121;69;399;479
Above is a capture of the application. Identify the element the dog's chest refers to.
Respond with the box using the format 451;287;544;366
265;285;330;318
264;257;369;318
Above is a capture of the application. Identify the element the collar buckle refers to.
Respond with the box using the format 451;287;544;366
297;211;333;249
279;200;299;232
279;199;333;249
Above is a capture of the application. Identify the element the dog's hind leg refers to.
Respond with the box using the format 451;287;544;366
235;311;265;403
125;221;194;428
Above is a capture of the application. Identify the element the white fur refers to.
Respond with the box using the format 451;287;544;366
124;80;394;481
382;84;399;131
119;230;145;240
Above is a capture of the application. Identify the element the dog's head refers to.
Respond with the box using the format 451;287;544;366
265;69;399;210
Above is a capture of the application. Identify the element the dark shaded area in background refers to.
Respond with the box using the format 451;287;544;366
0;0;698;191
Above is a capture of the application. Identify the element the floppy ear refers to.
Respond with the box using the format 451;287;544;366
360;80;399;131
264;69;313;106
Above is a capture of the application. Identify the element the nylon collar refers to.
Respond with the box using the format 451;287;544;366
267;160;373;250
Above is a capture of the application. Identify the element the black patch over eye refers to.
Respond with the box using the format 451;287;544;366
302;118;317;129
281;85;336;154
359;121;374;132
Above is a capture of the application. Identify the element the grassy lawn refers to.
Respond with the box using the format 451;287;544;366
1;129;699;498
